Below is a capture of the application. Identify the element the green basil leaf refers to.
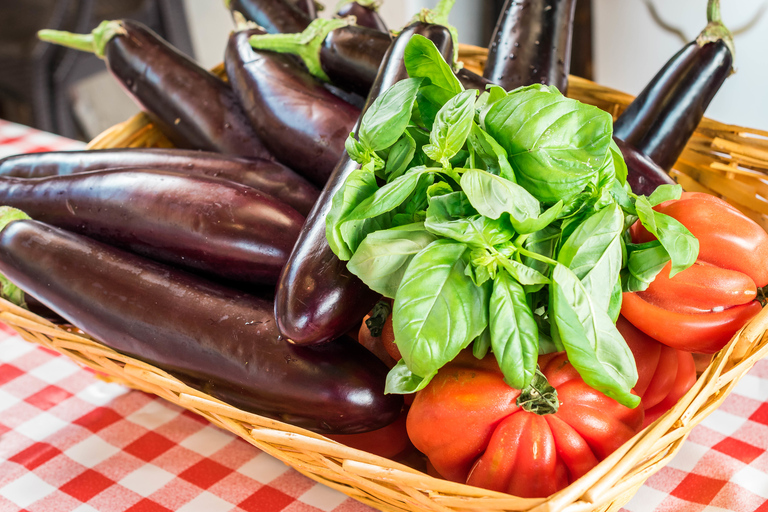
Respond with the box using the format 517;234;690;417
344;166;435;223
497;256;550;286
550;263;640;408
404;34;463;106
340;211;394;256
385;360;436;394
521;225;560;291
484;88;612;203
467;123;516;181
325;166;375;260
425;192;515;248
393;240;489;378
490;271;538;389
385;131;417;182
609;138;628;186
623;241;671;292
359;77;423;152
608;279;622;322
423;89;477;167
473;326;492;359
635;196;698;277
512;201;564;234
347;223;438;298
345;135;367;164
460;168;539;220
475;85;508;127
647;184;683;207
558;203;624;311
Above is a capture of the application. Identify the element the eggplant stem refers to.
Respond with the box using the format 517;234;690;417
232;11;262;32
698;0;735;63
38;20;125;59
0;207;30;308
248;17;352;82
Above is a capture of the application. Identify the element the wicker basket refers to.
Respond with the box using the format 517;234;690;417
5;45;768;512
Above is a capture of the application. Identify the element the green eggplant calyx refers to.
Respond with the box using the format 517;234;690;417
38;20;125;59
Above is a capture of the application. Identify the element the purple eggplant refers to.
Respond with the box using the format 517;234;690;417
291;0;318;19
0;148;319;216
226;27;361;187
38;20;271;159
483;0;577;93
227;0;311;34
613;0;734;173
614;138;676;197
0;217;402;434
319;24;393;97
275;21;455;346
337;1;388;33
0;170;304;286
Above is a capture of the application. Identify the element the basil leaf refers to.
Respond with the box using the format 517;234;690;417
340;211;393;256
473;326;492;359
404;34;463;106
475;85;508;127
347;223;438;298
623;241;671;292
345;135;367;164
512;201;564;234
558;203;624;311
393;240;489;378
609;138;628;186
359;77;423;152
648;184;683;207
550;264;640;408
490;271;538;389
635;196;698;277
344;166;435;223
326;165;375;260
385;360;436;394
425;192;515;248
423;89;477;167
497;256;550;286
521;225;559;291
608;279;623;322
484;88;612;203
385;131;417;182
467;123;516;181
460;168;539;220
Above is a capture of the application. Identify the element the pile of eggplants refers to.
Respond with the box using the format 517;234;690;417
0;0;733;436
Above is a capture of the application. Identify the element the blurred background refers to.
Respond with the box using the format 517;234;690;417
0;0;765;142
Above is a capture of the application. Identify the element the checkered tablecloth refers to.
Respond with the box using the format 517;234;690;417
0;119;768;512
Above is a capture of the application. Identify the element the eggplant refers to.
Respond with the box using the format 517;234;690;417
337;1;388;33
38;20;270;159
483;0;577;93
291;0;317;19
613;0;734;172
227;0;311;34
0;148;319;216
614;138;676;197
249;18;392;98
0;217;402;434
226;27;361;187
275;21;455;346
0;170;304;286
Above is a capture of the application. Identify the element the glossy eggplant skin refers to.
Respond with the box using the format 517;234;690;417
457;68;492;92
0;170;304;286
483;0;577;93
291;0;317;19
276;22;455;346
337;2;388;33
229;0;311;34
0;220;402;434
103;20;270;159
613;40;733;172
614;137;676;196
0;148;319;216
226;29;361;187
321;25;392;97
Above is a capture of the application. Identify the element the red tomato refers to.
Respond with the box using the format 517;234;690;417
406;351;644;498
617;316;697;428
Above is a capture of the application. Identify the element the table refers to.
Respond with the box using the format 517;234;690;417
0;119;767;512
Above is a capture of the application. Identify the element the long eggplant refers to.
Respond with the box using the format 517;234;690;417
227;0;311;34
0;170;304;286
38;20;271;159
615;138;675;196
0;148;319;216
613;0;734;172
226;27;361;187
0;217;402;434
291;0;317;19
483;0;577;93
275;21;455;346
337;1;388;33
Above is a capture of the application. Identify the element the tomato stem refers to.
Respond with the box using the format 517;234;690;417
516;367;559;415
365;300;391;337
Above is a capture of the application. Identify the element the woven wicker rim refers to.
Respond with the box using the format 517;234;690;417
4;45;768;512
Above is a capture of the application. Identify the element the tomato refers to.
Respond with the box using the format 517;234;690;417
617;316;697;428
327;408;412;460
358;312;397;368
623;192;766;353
406;351;643;498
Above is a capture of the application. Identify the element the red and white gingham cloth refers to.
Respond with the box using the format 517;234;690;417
0;119;767;512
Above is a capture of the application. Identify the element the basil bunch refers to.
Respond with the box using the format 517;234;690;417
326;35;698;408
